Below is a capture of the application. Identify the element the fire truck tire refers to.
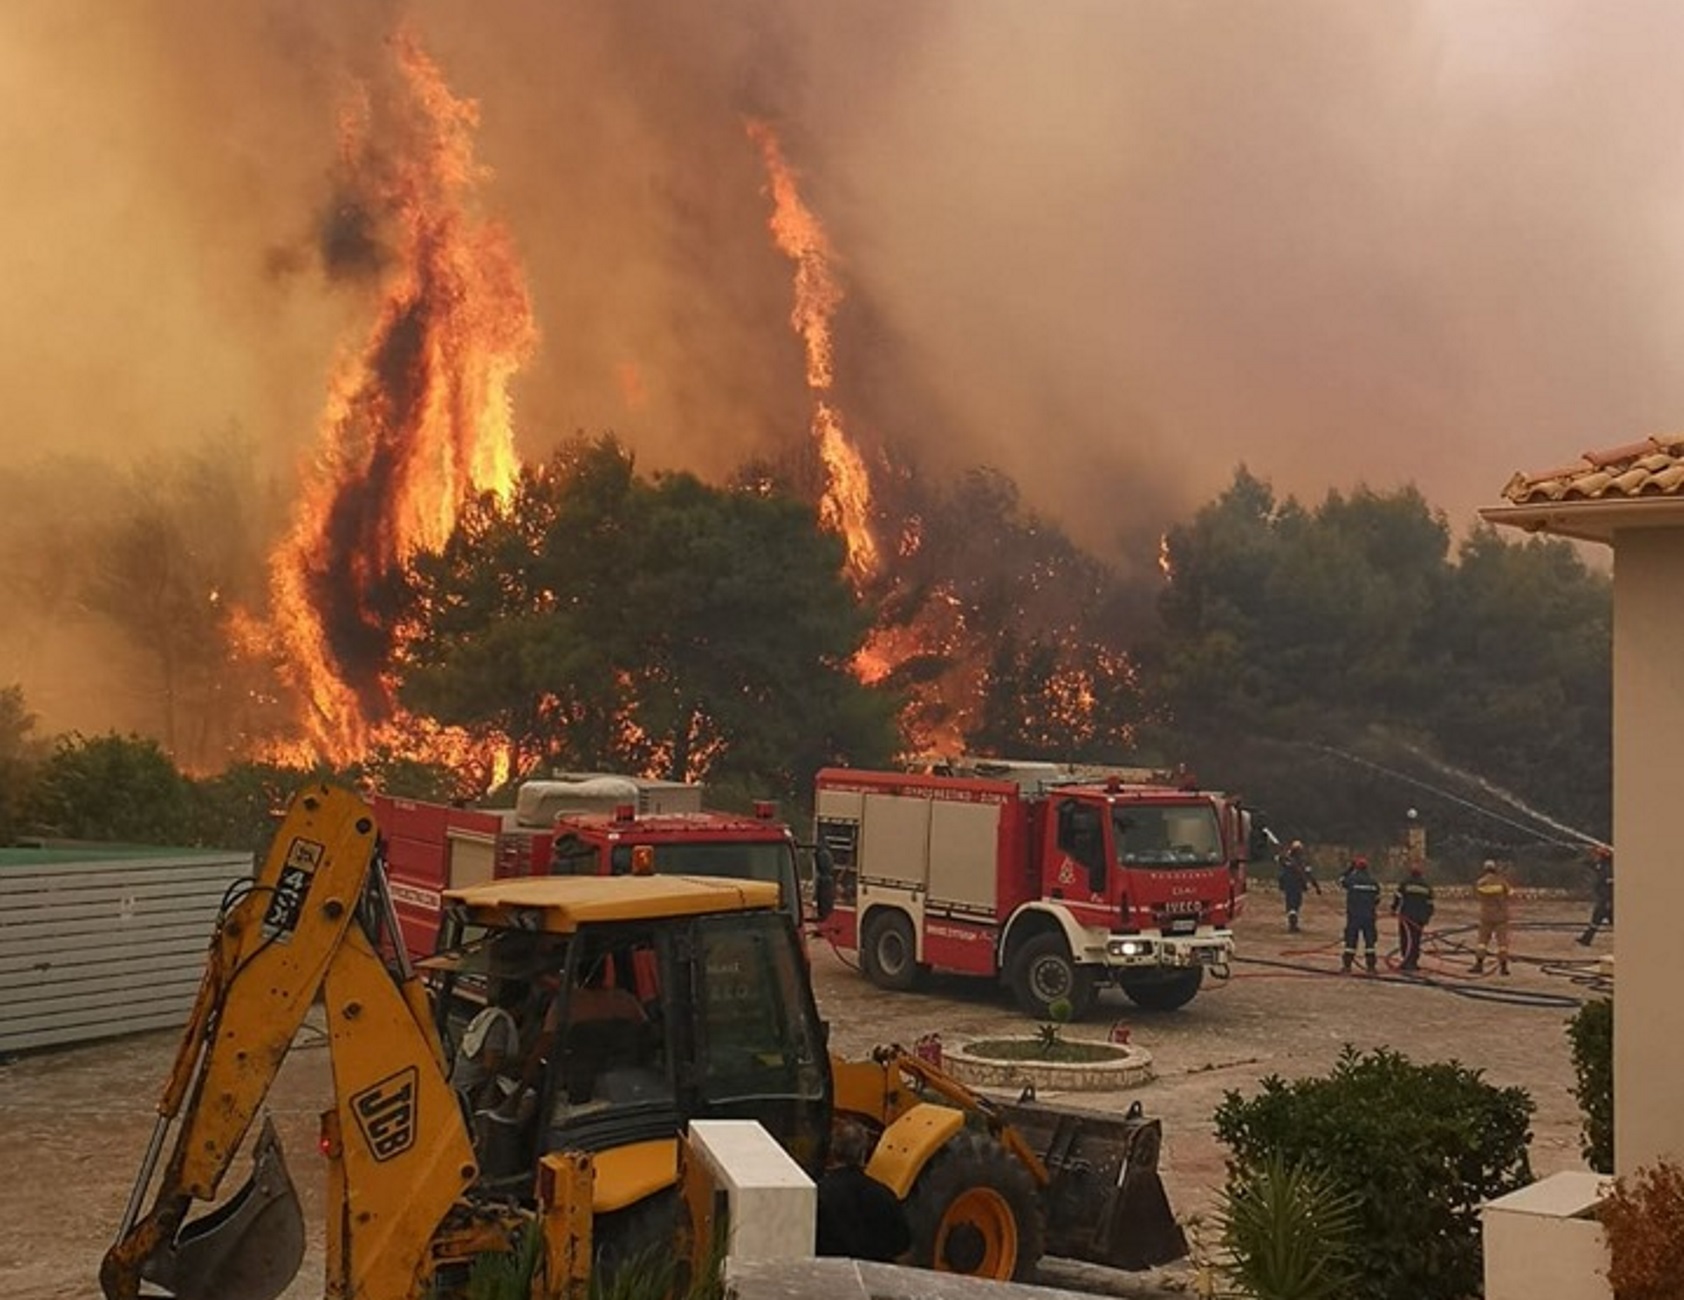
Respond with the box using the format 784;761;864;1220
1119;966;1204;1011
1008;933;1098;1020
904;1129;1046;1281
861;910;921;991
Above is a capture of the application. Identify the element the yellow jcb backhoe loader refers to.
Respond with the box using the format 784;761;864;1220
102;783;1184;1300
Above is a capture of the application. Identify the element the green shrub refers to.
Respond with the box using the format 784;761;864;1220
25;732;197;844
1213;1045;1534;1300
1568;997;1614;1174
1215;1152;1360;1300
190;761;317;856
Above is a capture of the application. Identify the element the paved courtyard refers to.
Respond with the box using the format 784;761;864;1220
0;892;1603;1298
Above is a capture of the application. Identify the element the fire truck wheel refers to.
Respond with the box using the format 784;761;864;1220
1119;966;1204;1011
861;910;921;991
904;1129;1046;1281
1008;933;1098;1020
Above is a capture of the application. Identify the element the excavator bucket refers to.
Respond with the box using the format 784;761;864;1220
141;1118;306;1300
998;1096;1188;1271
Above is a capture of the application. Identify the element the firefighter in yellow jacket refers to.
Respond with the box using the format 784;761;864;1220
1472;859;1512;976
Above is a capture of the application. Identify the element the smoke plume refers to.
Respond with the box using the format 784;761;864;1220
3;0;1681;740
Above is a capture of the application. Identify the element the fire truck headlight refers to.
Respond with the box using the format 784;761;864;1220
1110;939;1151;958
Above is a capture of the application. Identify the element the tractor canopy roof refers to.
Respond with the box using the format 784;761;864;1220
443;872;782;933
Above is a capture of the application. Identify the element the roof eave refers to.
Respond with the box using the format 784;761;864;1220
1481;497;1684;546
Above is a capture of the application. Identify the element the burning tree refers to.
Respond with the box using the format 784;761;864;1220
746;123;1149;758
396;437;900;801
255;29;535;766
872;466;1151;758
223;38;1150;780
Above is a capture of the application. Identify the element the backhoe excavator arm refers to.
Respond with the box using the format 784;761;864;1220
100;783;478;1300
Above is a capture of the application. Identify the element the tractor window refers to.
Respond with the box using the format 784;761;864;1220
544;927;674;1132
1112;804;1224;867
432;928;567;1075
695;913;825;1105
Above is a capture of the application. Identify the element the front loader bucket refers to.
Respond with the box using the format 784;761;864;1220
141;1118;306;1300
998;1097;1188;1271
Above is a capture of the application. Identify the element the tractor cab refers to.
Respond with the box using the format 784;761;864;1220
432;874;833;1195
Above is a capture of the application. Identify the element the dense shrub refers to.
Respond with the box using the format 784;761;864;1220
190;761;318;857
1568;997;1614;1174
1213;1045;1534;1300
25;732;197;844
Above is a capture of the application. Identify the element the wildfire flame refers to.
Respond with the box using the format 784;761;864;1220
261;29;535;765
746;120;882;587
224;48;1130;781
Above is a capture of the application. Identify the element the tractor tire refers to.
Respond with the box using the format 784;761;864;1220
1008;933;1098;1021
1119;966;1204;1012
904;1129;1046;1281
861;910;921;992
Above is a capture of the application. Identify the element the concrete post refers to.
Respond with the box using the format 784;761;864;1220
688;1119;816;1260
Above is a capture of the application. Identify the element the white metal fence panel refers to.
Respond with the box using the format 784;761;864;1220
0;851;252;1053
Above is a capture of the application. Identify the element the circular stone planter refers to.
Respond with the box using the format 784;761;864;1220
944;1038;1154;1092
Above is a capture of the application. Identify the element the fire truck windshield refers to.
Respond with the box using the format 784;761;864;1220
1112;804;1224;867
609;841;800;918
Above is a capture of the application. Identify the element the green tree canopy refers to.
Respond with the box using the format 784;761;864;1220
25;732;198;844
1423;524;1611;833
397;436;900;803
1147;467;1610;847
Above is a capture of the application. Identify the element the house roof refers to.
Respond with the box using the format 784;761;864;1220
1482;434;1684;544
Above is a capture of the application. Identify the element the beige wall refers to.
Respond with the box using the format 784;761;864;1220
1612;528;1684;1173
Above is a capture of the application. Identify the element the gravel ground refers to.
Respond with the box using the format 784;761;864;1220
0;892;1604;1299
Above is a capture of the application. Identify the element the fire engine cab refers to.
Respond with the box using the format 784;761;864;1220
376;774;815;957
815;760;1266;1016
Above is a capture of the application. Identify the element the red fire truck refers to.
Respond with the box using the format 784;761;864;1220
814;760;1267;1016
375;775;814;957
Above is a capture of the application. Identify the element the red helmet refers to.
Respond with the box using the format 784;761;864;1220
1350;855;1369;869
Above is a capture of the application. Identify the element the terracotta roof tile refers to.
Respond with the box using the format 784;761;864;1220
1502;434;1684;504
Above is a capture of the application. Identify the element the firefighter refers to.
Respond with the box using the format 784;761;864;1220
1472;859;1513;975
1578;845;1613;946
1390;863;1435;972
1277;839;1320;933
817;1121;911;1262
1338;855;1381;974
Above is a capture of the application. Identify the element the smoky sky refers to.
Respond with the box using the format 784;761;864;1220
3;2;1683;606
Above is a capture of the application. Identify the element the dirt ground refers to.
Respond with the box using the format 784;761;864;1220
0;892;1606;1299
